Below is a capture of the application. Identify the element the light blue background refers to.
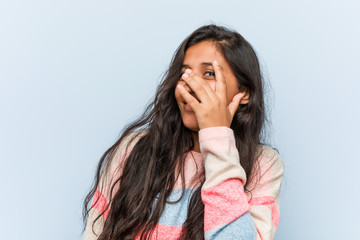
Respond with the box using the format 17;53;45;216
1;1;359;239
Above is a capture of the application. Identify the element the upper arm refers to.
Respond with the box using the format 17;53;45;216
247;146;284;240
83;130;147;239
83;208;105;240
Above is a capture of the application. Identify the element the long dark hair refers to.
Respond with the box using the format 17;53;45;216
83;24;269;240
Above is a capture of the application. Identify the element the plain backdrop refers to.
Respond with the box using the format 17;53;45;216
1;1;359;239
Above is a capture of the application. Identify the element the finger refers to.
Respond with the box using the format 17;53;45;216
213;60;227;101
228;92;245;118
176;84;200;111
182;69;214;104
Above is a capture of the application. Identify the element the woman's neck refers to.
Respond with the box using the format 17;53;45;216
191;131;200;153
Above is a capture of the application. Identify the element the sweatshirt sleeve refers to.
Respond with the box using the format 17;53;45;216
83;131;146;240
83;155;120;240
247;145;284;240
199;126;283;240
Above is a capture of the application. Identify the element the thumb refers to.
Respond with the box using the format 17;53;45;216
228;92;245;118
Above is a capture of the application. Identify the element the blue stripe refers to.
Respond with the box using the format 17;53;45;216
153;188;196;227
204;212;256;240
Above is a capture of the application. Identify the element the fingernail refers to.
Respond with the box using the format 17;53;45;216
185;68;192;74
213;60;219;66
177;85;183;90
182;73;188;79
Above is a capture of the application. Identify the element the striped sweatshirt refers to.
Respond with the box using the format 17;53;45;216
84;126;284;240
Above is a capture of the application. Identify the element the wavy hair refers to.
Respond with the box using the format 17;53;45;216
83;24;270;240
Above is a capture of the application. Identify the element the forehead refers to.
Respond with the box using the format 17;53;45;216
183;41;224;65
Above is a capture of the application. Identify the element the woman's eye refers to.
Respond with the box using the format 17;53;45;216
204;71;215;77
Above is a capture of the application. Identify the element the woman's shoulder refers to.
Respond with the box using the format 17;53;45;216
103;129;149;180
113;129;149;155
256;144;283;169
246;144;284;193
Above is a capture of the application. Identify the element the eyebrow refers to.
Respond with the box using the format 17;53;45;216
182;62;213;68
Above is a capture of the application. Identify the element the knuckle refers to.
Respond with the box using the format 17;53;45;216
193;84;202;92
212;97;220;104
187;75;195;82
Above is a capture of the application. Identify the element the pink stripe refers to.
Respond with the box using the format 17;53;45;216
249;196;280;227
135;224;182;240
91;188;110;219
201;178;250;232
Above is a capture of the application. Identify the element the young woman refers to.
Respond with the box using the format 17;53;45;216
82;24;284;240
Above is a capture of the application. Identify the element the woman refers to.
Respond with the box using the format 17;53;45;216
82;24;284;240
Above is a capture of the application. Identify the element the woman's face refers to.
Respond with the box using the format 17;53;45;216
175;40;244;132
